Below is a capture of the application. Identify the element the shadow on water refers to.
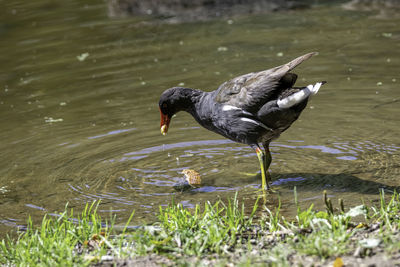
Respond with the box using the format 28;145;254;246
271;172;399;194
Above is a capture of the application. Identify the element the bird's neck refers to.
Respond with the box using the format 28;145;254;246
177;87;205;114
185;90;215;129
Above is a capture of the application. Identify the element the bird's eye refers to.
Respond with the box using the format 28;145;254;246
160;103;169;114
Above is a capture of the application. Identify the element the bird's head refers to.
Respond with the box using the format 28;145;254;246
159;87;196;135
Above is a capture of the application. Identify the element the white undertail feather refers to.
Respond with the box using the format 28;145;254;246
309;81;323;95
277;82;324;109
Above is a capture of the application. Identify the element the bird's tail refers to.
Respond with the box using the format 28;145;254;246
285;52;318;72
270;52;318;79
277;81;326;109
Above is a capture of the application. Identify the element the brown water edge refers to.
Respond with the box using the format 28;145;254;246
0;1;399;237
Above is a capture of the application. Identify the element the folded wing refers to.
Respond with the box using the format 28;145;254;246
214;52;317;112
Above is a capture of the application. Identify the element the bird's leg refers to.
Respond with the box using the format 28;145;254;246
262;143;272;190
253;145;268;191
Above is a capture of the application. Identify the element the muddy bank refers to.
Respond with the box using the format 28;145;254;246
107;0;310;22
108;0;400;22
343;0;400;17
94;222;400;267
344;0;400;9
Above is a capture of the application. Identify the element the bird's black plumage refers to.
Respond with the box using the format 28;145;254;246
159;52;325;190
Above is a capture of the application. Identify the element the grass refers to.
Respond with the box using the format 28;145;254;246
0;202;110;266
1;190;400;266
125;194;258;258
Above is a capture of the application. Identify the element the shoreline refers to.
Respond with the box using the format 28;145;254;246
1;190;399;266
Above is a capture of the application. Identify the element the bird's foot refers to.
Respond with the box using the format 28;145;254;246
267;187;277;193
257;185;271;192
257;184;277;193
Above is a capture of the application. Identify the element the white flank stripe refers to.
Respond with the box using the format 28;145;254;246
222;104;253;116
240;118;272;131
222;104;241;111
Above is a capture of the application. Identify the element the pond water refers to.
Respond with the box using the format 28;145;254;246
0;1;399;236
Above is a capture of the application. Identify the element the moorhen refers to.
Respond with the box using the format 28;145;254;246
159;52;325;190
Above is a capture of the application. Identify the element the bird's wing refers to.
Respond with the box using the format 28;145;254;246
214;52;317;111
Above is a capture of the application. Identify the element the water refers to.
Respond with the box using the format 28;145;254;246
0;1;399;235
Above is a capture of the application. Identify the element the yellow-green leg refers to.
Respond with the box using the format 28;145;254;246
254;146;269;190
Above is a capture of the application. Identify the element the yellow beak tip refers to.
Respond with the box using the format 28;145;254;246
161;125;168;135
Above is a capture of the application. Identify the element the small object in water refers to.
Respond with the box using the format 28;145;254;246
173;169;201;192
44;117;63;123
77;52;89;61
182;169;201;186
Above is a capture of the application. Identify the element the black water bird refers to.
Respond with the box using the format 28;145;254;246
159;52;326;190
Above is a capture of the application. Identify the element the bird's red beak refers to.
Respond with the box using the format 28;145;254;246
160;108;170;135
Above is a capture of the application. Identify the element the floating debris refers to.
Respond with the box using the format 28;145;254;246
217;46;228;52
276;52;284;57
77;52;89;62
0;186;9;194
45;117;63;123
